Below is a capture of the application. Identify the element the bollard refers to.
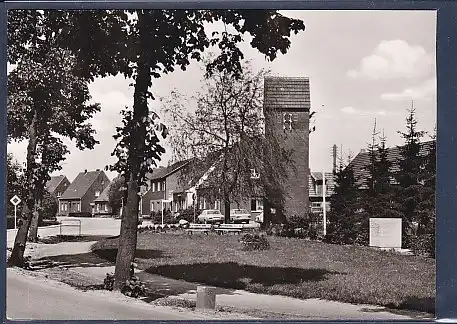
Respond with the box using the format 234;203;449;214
196;286;216;310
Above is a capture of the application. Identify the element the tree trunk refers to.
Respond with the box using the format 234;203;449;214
28;200;41;242
113;177;139;290
9;110;39;267
224;198;231;223
114;13;150;289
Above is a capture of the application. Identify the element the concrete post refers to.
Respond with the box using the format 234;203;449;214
196;286;216;310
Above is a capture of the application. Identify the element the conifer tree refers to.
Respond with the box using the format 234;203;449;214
395;104;426;247
326;150;361;244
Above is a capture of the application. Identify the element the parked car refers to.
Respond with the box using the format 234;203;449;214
230;209;251;223
197;209;224;224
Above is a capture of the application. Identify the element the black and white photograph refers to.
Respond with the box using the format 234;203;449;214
6;9;436;321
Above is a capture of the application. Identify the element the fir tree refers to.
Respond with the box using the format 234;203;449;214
395;104;426;247
370;131;403;219
326;151;361;245
412;129;435;257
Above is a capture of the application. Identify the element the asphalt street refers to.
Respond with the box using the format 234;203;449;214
6;268;215;321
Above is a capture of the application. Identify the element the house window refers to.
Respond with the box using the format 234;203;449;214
61;203;65;211
96;204;100;212
150;201;154;212
153;182;157;192
251;198;263;211
214;200;220;211
77;203;80;212
95;190;100;197
250;169;260;179
56;192;61;198
63;203;68;211
104;204;108;212
162;181;166;191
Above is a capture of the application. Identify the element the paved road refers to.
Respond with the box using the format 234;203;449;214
6;268;216;321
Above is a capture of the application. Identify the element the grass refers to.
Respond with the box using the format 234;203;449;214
91;232;435;314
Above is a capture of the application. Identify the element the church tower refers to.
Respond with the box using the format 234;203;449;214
263;77;311;220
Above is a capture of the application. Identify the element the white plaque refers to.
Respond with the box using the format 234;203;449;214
369;218;402;248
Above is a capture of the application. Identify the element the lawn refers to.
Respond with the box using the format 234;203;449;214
91;231;435;314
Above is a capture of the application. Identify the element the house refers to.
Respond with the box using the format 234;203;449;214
141;160;193;217
58;169;110;216
92;183;113;217
45;175;71;198
348;140;435;189
308;172;335;214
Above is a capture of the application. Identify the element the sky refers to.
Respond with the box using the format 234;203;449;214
7;10;437;182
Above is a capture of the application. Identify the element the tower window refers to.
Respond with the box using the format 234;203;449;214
283;113;293;132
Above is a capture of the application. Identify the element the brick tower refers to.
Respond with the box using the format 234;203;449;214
263;77;310;221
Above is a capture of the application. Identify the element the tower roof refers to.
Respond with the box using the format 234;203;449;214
264;77;310;111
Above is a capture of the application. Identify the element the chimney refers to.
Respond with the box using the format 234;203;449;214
332;144;337;173
84;169;87;174
360;149;367;153
96;169;100;171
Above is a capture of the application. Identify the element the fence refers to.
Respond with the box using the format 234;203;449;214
60;219;82;236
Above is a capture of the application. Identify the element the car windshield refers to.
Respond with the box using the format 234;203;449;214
207;210;220;214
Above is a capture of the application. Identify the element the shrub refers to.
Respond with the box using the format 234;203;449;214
175;206;201;223
266;213;324;240
239;233;270;251
151;210;174;224
104;273;115;291
121;276;146;298
68;212;92;218
409;234;435;258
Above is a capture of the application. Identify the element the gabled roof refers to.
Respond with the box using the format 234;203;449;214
94;182;111;202
146;160;190;181
309;172;336;197
60;170;108;200
46;175;67;194
348;140;435;187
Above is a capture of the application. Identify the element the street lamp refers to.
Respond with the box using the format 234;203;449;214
321;104;327;237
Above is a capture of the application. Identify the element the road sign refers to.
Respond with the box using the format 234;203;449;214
10;195;21;230
10;195;21;206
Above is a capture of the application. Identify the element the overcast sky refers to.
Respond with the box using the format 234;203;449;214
7;10;437;182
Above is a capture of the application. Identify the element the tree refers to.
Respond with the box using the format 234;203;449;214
394;104;426;247
359;123;402;245
28;134;71;242
108;176;126;216
326;152;362;245
162;61;293;223
410;128;435;257
7;43;100;265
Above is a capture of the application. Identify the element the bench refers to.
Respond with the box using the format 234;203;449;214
215;223;244;235
186;223;213;235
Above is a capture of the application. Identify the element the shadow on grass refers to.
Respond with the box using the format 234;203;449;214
145;262;339;290
361;296;435;317
38;235;115;244
32;249;165;270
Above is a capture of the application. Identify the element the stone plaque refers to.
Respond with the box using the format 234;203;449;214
369;218;402;248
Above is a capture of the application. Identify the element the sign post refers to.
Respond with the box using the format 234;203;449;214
10;195;21;230
192;193;196;223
